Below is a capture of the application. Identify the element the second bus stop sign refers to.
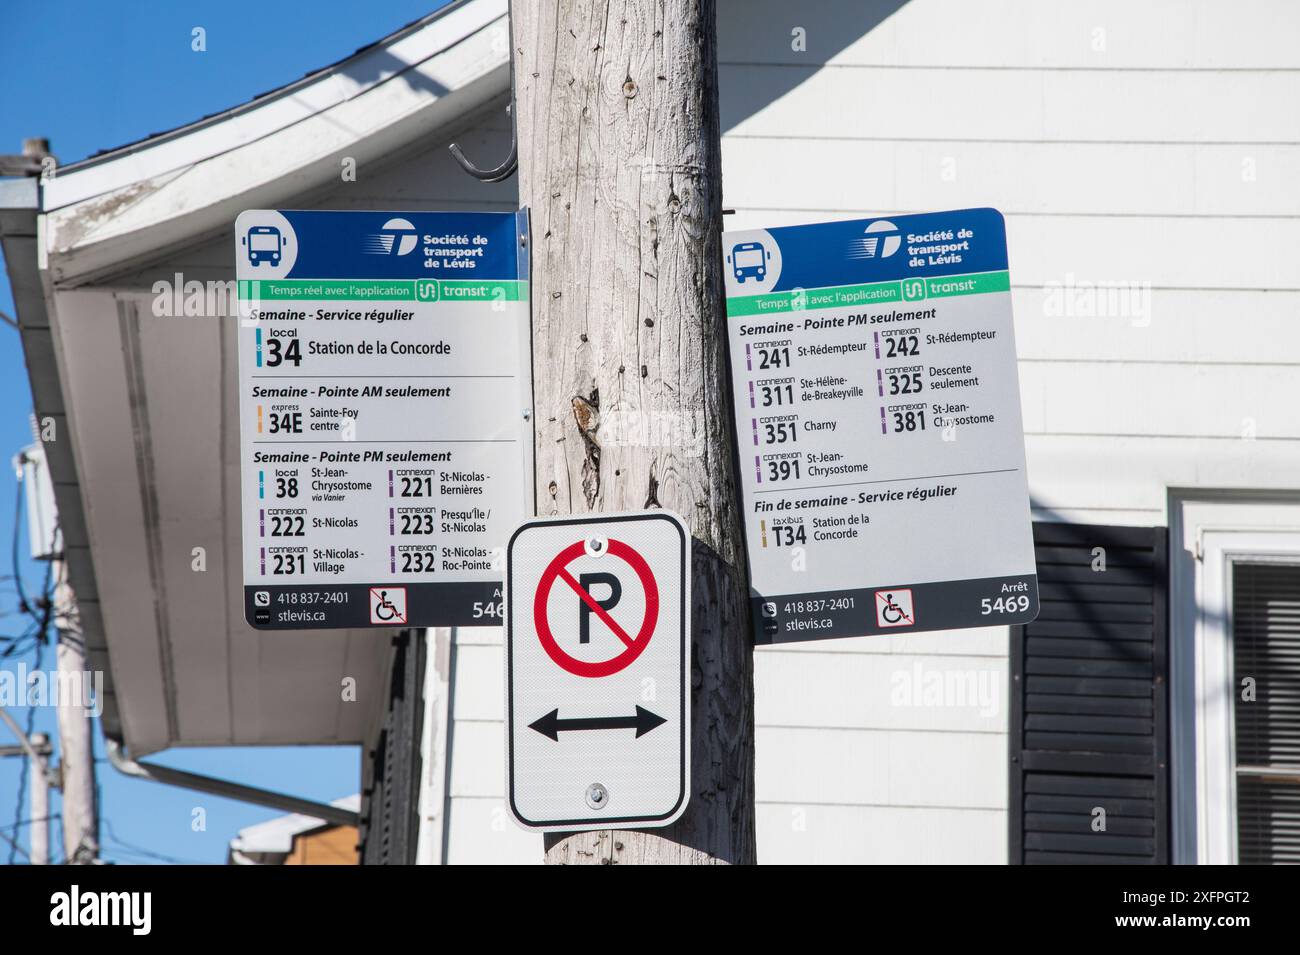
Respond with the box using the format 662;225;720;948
723;208;1039;643
505;511;690;832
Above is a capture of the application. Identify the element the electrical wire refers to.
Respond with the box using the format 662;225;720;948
6;633;44;866
0;814;61;863
6;457;87;865
0;813;60;831
103;821;208;866
0;826;30;863
10;481;56;632
5;478;57;864
1;619;42;658
10;480;33;624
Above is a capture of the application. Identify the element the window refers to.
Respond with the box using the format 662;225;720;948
1169;497;1300;863
1232;562;1300;863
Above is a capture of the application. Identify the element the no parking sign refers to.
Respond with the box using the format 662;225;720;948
505;511;690;832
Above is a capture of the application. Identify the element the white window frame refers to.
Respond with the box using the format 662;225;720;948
1170;495;1300;864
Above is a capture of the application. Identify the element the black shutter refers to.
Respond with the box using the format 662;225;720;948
359;629;426;865
1009;522;1169;864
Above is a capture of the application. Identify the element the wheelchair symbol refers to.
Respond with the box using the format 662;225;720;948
370;587;408;624
875;589;914;628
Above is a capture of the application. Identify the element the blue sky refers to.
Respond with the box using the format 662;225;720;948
0;0;449;864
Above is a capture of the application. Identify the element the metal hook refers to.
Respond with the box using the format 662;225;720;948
449;0;519;183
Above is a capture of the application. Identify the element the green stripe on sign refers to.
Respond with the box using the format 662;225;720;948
236;278;529;302
725;270;1010;317
238;280;414;301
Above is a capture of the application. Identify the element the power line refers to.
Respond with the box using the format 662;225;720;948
3;475;56;864
102;821;209;865
6;634;44;866
10;481;56;631
10;481;32;625
0;813;60;831
1;621;44;659
0;824;30;863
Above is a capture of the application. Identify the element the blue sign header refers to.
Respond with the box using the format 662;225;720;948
255;210;526;281
723;207;1008;296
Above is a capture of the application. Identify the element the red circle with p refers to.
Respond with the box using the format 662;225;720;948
533;538;659;677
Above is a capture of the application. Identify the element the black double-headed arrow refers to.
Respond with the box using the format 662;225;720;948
529;705;667;741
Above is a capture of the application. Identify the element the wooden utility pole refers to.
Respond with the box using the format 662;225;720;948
28;732;50;865
0;711;54;863
54;559;98;863
515;0;756;864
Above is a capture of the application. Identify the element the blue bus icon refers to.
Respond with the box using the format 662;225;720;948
728;241;770;283
244;226;284;266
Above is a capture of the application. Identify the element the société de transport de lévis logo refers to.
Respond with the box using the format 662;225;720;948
362;217;419;256
848;219;901;260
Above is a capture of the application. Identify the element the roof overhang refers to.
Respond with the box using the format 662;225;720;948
0;176;129;742
43;0;510;287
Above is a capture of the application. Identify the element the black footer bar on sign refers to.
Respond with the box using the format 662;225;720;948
244;581;502;630
752;573;1040;644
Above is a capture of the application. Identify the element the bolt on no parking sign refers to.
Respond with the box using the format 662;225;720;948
505;511;690;832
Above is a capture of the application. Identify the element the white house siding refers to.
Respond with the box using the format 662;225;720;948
718;0;1300;862
444;627;544;863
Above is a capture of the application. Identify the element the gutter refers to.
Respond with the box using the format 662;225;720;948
106;738;360;828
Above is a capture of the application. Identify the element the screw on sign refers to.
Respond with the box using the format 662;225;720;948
505;511;690;832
